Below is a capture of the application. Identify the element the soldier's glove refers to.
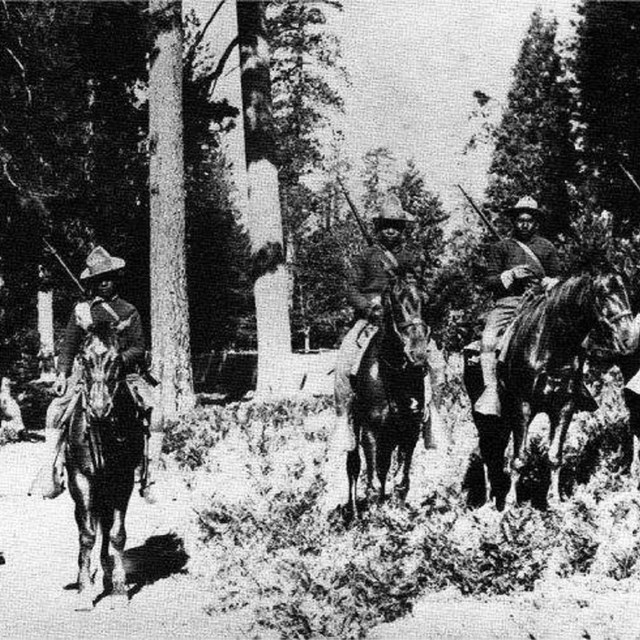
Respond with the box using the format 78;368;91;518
53;372;67;397
511;265;535;280
541;276;559;291
367;303;384;325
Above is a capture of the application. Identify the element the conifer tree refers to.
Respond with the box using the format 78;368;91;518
486;10;576;236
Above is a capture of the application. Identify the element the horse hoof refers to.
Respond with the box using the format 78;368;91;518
75;591;94;612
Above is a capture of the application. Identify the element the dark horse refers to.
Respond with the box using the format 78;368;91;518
464;274;637;509
347;272;430;516
66;321;144;610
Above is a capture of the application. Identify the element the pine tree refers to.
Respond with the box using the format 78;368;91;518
571;1;640;233
486;10;576;236
149;0;195;419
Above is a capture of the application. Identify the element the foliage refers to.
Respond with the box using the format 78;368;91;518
168;367;640;639
570;1;640;234
485;9;576;237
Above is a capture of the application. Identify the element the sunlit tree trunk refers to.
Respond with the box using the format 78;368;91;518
237;0;292;397
37;266;55;383
148;0;195;420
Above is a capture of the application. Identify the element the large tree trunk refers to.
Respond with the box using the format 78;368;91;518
148;0;195;421
237;0;292;397
37;266;55;383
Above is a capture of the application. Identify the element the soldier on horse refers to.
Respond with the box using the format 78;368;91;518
31;246;163;503
475;197;561;417
334;193;445;453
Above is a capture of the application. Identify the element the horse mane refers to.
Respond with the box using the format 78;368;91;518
511;275;593;347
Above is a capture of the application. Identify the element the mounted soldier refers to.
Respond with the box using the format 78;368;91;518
334;193;445;452
31;246;163;502
475;196;560;417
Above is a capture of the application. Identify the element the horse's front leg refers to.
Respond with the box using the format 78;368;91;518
110;502;129;600
69;470;96;611
547;400;575;507
395;426;419;504
505;400;532;508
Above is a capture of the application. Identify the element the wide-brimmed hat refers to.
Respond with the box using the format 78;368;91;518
506;196;542;220
80;246;126;280
374;193;412;225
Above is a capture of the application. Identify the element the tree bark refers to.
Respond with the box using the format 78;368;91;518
148;0;195;421
37;266;55;382
237;0;292;397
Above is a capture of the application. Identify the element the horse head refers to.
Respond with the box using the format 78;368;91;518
80;320;122;420
588;273;638;357
384;271;430;368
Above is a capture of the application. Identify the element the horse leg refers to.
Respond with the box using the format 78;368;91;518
624;391;640;480
69;471;96;611
346;448;360;521
505;401;531;508
547;402;574;507
395;429;419;504
110;503;129;600
376;433;393;505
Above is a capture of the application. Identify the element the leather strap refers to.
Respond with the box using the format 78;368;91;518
513;239;545;276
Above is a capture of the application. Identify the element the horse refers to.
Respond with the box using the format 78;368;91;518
65;320;145;610
347;271;431;517
464;273;637;509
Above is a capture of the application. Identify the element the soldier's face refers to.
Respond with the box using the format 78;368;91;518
377;223;404;249
513;212;536;240
92;278;116;299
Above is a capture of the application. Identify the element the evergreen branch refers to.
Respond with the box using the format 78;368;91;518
209;36;240;96
184;0;227;72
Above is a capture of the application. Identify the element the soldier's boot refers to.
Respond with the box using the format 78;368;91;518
29;427;65;499
141;431;164;504
474;351;501;417
334;413;357;453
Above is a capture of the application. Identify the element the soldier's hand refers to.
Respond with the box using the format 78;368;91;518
511;265;534;280
53;373;67;397
368;303;384;325
541;276;559;291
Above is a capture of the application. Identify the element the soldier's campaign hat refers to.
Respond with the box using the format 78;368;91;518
374;193;412;225
80;246;126;280
507;196;542;220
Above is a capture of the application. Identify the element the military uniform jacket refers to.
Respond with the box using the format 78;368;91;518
58;296;145;376
347;244;420;316
486;235;560;300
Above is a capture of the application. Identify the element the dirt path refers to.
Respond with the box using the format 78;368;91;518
0;441;247;639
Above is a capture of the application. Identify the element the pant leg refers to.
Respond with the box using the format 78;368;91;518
481;296;521;352
334;319;370;416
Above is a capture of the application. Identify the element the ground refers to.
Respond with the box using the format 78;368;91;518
0;441;249;639
2;373;640;639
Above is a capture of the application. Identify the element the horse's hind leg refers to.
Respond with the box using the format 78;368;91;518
346;448;360;521
69;471;96;611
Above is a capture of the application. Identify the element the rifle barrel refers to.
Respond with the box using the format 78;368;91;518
43;238;86;296
457;184;503;241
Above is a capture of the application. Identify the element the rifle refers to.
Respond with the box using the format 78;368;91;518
619;162;640;197
42;238;87;297
336;176;374;247
457;184;503;241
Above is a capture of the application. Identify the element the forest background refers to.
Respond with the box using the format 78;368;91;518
1;0;640;409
